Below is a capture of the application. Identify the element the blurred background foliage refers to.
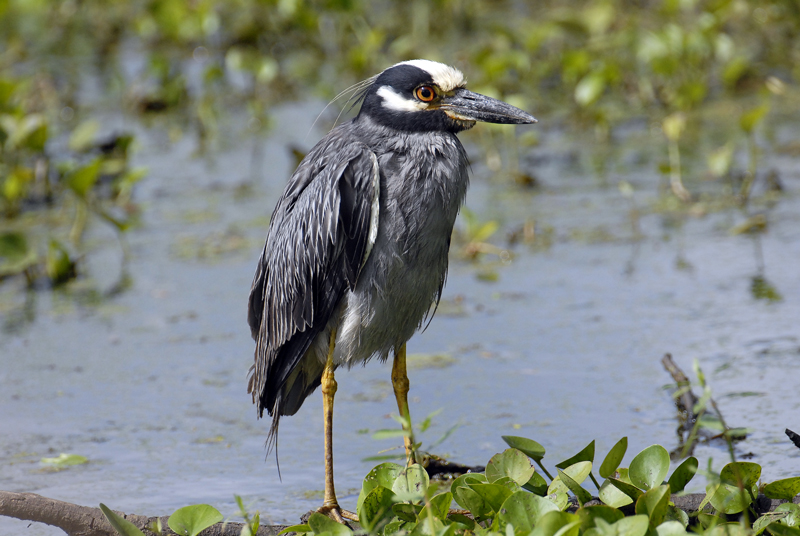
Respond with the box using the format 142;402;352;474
0;0;797;286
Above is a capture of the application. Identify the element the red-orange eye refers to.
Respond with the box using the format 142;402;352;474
415;86;436;102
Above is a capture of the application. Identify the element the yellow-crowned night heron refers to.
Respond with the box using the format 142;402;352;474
247;60;536;521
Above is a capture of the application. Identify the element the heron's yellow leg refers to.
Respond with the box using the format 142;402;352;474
318;328;358;523
392;343;418;466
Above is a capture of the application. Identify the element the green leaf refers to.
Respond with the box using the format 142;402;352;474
576;505;624;532
450;472;486;495
167;505;223;536
599;438;627;479
67;158;102;198
763;478;800;500
548;462;592;496
607;478;643;502
707;481;752;515
740;103;770;134
598;478;633;508
665;504;689;528
558;469;592;506
612;515;650;536
46;240;75;285
502;436;546;461
656;521;689;536
775;503;800;527
574;71;606;107
720;462;761;489
307;512;353;536
635;485;670;527
421;491;452;521
768;525;800;536
392;464;429;500
392;503;421;522
499;491;559;532
41;453;88;467
755;513;790;535
524;471;549;496
359;462;404;512
486;449;535;486
667;457;697;493
530;511;581;536
278;524;312;535
629;445;670;490
452;486;491;518
358;485;396;532
556;441;596;469
68;119;100;152
467;482;513;514
99;504;146;536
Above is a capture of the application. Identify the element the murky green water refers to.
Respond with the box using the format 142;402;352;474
2;102;799;534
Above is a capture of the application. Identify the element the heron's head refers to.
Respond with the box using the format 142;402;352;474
358;59;537;133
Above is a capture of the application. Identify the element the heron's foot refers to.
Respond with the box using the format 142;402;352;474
317;504;359;524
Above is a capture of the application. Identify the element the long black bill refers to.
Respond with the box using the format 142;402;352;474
442;88;537;125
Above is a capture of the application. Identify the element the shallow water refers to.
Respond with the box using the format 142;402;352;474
2;102;799;534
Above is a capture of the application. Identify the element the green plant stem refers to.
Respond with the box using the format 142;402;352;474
535;460;554;481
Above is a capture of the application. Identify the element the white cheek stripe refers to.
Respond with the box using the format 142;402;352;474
377;86;427;113
397;59;465;92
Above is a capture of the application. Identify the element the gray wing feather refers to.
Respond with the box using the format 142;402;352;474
247;136;379;437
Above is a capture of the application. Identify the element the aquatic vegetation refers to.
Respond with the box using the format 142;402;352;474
1;0;796;291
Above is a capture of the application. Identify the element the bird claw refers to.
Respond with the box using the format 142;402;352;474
317;504;359;525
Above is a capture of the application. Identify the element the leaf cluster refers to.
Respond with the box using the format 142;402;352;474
284;437;800;536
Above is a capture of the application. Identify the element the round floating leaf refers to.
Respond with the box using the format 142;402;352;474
576;505;624;532
486;448;536;486
307;512;353;536
629;445;670;490
656;521;689;536
524;471;549;496
41;453;88;467
99;504;146;536
358;485;396;532
558;469;592;506
668;457;698;493
499;491;559;532
764;478;800;500
530;511;581;536
556;441;596;470
502;436;546;461
599;479;633;508
599;438;628;479
168;505;223;536
720;462;761;489
635;485;670;527
392;464;429;499
467;482;513;514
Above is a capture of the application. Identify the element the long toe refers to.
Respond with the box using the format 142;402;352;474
317;504;359;525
